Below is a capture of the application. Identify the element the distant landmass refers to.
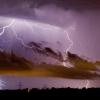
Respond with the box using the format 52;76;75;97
0;88;100;97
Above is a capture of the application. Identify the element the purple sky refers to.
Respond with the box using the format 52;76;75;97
0;0;100;89
0;0;99;60
34;6;100;60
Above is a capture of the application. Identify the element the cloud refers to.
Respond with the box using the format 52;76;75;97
0;0;100;17
25;0;100;10
34;5;75;27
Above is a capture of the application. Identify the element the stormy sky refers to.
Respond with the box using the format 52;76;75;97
0;0;100;89
0;0;100;60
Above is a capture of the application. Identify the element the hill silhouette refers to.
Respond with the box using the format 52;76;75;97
0;88;100;97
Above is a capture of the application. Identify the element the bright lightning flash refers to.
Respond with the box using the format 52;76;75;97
86;80;90;89
62;24;75;67
0;18;90;88
62;30;73;66
0;20;15;36
0;19;15;51
0;18;75;66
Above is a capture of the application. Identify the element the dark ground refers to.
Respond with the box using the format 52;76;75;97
0;88;100;97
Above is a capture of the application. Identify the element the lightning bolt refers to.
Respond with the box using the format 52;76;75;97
63;26;90;88
12;28;33;49
62;30;73;66
0;18;75;65
11;19;62;50
0;19;74;66
11;19;75;58
0;19;15;52
0;19;62;54
0;19;38;50
0;19;90;87
86;80;89;89
0;20;15;36
62;24;75;67
0;19;34;54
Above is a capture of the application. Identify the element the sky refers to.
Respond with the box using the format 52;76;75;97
0;0;99;60
0;0;100;89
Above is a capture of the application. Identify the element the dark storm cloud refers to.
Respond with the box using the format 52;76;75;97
0;0;99;20
0;0;100;10
29;0;100;10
